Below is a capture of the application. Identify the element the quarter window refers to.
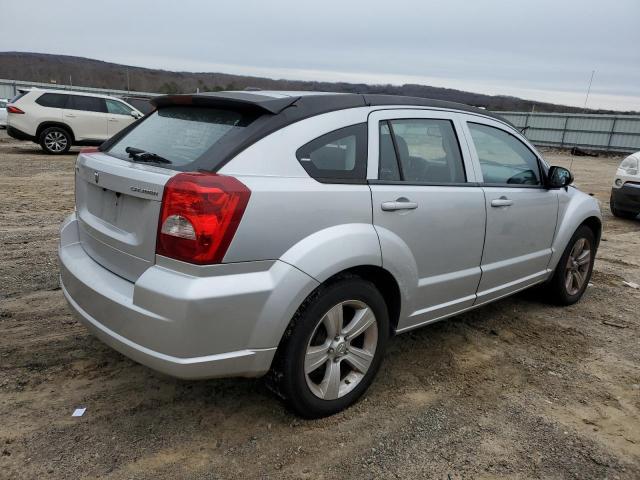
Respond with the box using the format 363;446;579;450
296;124;367;182
67;95;107;113
106;99;133;115
36;93;69;108
468;122;541;185
379;119;466;183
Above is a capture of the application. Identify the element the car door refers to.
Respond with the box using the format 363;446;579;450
106;99;137;137
368;109;486;331
63;95;109;141
461;116;559;304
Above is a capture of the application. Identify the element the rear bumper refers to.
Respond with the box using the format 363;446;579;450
7;125;35;141
611;183;640;213
59;213;318;379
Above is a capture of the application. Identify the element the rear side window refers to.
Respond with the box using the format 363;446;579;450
296;124;368;183
67;95;107;113
36;93;69;108
468;122;541;186
106;106;257;169
379;119;466;183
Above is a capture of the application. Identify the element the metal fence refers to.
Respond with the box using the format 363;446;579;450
0;78;159;101
499;111;640;153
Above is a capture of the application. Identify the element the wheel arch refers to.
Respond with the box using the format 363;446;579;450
36;121;75;142
581;215;602;246
548;192;602;272
324;265;402;333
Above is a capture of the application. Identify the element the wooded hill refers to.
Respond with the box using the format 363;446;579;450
0;52;625;113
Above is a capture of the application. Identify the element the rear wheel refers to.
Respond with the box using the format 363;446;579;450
269;276;389;418
545;225;596;305
39;127;71;154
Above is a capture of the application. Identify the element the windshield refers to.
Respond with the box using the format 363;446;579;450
106;106;257;169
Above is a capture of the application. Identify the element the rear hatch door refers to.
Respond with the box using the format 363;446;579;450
74;94;298;281
75;152;172;282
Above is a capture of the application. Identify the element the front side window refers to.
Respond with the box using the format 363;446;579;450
379;119;466;183
0;100;6;108
106;99;133;116
67;95;107;113
36;93;69;109
468;122;541;185
107;106;256;169
296;124;367;182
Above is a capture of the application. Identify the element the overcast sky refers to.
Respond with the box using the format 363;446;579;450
2;0;639;110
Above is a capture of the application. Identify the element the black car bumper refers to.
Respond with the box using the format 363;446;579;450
7;126;35;142
611;182;640;212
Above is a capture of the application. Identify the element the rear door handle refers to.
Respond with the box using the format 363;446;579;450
491;196;513;207
381;199;418;211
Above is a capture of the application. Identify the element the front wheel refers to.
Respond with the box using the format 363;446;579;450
269;276;389;418
545;225;596;305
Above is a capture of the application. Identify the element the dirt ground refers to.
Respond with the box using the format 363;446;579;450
1;129;639;480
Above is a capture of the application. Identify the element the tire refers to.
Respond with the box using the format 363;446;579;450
269;275;389;418
39;126;71;154
610;195;638;219
545;225;596;305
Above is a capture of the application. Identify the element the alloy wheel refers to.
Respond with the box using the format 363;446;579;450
565;237;591;295
44;131;68;153
304;300;378;400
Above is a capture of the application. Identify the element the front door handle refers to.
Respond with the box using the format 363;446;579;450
381;199;418;211
491;196;513;207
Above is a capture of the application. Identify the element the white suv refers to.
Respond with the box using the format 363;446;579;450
6;89;143;154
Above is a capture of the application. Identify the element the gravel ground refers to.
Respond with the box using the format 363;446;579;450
1;129;639;479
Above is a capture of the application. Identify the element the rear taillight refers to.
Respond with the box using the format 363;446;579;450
156;172;251;264
7;106;24;114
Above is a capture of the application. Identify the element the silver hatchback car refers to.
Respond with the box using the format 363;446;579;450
59;91;601;417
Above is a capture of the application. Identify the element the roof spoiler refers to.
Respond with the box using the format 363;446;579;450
151;92;300;114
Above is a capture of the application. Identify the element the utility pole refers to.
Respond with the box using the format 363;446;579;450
583;70;595;111
69;75;72;87
126;68;130;93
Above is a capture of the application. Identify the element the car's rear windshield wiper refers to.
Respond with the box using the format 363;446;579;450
125;146;172;164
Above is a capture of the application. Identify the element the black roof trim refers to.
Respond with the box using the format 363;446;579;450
151;92;300;114
360;94;512;126
102;92;515;173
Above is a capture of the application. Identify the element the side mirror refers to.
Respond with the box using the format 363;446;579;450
547;166;574;189
131;111;142;119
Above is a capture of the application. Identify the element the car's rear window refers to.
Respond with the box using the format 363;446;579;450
106;107;258;169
